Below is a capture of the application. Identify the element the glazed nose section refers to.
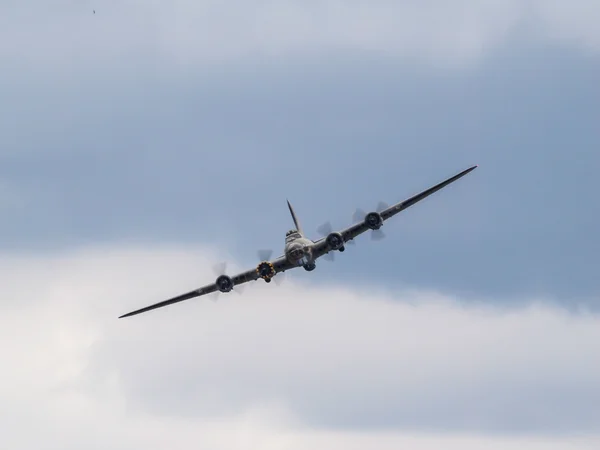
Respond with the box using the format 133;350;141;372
288;243;304;260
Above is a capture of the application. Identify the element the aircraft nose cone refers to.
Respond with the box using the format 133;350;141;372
288;243;307;260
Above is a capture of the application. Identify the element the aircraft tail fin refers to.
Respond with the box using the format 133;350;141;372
286;199;303;235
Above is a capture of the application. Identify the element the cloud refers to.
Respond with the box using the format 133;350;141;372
1;0;599;76
2;243;600;449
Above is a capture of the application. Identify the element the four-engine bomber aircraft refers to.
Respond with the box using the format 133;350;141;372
119;165;478;318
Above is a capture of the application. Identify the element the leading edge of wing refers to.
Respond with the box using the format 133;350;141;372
118;285;215;318
316;164;478;248
380;164;478;221
118;255;293;319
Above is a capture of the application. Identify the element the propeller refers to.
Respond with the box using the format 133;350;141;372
209;261;245;298
352;208;366;223
352;200;389;241
315;221;352;262
317;221;356;244
317;220;356;245
256;248;286;285
257;249;273;262
316;221;331;237
376;201;389;212
316;222;336;261
209;262;226;300
212;261;227;276
371;229;385;241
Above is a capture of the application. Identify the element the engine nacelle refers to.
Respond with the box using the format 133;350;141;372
216;274;234;292
365;212;383;230
326;232;344;251
256;261;276;281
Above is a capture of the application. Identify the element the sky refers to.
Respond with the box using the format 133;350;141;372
1;1;599;449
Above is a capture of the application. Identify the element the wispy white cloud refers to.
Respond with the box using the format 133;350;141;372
1;244;599;449
1;0;599;75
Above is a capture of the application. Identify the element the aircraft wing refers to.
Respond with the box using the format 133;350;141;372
311;165;478;259
118;254;292;318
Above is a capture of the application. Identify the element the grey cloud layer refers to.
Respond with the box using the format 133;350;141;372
1;0;599;73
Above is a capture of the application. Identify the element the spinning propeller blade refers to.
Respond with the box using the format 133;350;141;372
256;247;285;284
371;229;385;241
257;249;273;262
353;202;389;241
234;285;246;294
372;201;388;240
210;262;228;301
352;208;366;223
317;221;333;237
212;261;227;276
317;220;354;246
376;201;389;212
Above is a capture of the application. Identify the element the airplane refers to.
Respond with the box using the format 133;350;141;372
119;164;478;318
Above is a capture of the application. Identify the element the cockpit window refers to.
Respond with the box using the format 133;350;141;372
286;229;300;241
